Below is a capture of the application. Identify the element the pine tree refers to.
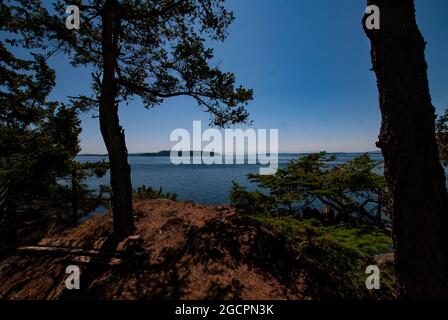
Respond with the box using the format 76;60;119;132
364;0;448;298
1;4;109;251
6;0;253;237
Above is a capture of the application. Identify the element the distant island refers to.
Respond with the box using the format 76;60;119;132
78;150;382;157
78;150;220;157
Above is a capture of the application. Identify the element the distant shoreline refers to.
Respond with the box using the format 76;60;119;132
78;150;220;157
78;150;382;157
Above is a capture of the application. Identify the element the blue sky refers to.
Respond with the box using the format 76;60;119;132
44;0;448;153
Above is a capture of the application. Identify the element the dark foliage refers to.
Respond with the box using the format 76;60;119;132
0;7;109;251
133;185;177;201
230;152;388;226
4;0;253;236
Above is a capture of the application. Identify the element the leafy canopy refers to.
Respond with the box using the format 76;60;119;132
230;152;388;225
0;5;108;220
5;0;253;126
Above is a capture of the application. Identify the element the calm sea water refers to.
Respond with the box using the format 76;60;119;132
77;153;384;205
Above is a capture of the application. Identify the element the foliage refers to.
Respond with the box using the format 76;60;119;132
436;108;448;166
250;215;395;299
4;0;254;235
0;10;109;231
230;153;395;297
230;152;388;226
5;0;254;127
133;185;177;201
63;161;110;223
0;41;76;203
228;182;276;216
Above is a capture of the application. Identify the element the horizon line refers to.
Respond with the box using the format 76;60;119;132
78;150;382;156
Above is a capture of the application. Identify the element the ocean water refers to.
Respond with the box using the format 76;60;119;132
77;152;384;205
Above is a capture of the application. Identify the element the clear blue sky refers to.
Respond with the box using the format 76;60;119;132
44;0;448;153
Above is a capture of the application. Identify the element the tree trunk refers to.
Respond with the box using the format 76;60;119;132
100;0;134;238
364;0;448;298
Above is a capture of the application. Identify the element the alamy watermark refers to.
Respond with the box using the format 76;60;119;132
365;265;380;290
365;5;380;30
65;5;80;30
65;265;80;290
65;5;381;31
170;121;279;175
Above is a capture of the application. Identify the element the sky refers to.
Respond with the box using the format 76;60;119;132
43;0;448;153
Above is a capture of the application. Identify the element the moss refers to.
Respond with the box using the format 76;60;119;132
249;214;396;299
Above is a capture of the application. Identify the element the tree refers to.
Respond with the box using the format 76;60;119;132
230;152;388;226
1;4;110;251
7;0;253;237
363;0;448;298
0;43;74;252
66;160;109;226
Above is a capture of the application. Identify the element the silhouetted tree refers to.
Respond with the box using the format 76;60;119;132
7;0;253;237
364;0;448;298
0;43;76;252
1;5;110;250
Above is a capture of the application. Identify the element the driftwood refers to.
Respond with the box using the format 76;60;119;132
16;235;144;267
17;245;127;258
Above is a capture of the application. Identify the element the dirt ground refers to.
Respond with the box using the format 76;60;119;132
0;199;311;300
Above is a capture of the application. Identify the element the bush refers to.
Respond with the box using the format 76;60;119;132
133;185;177;201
